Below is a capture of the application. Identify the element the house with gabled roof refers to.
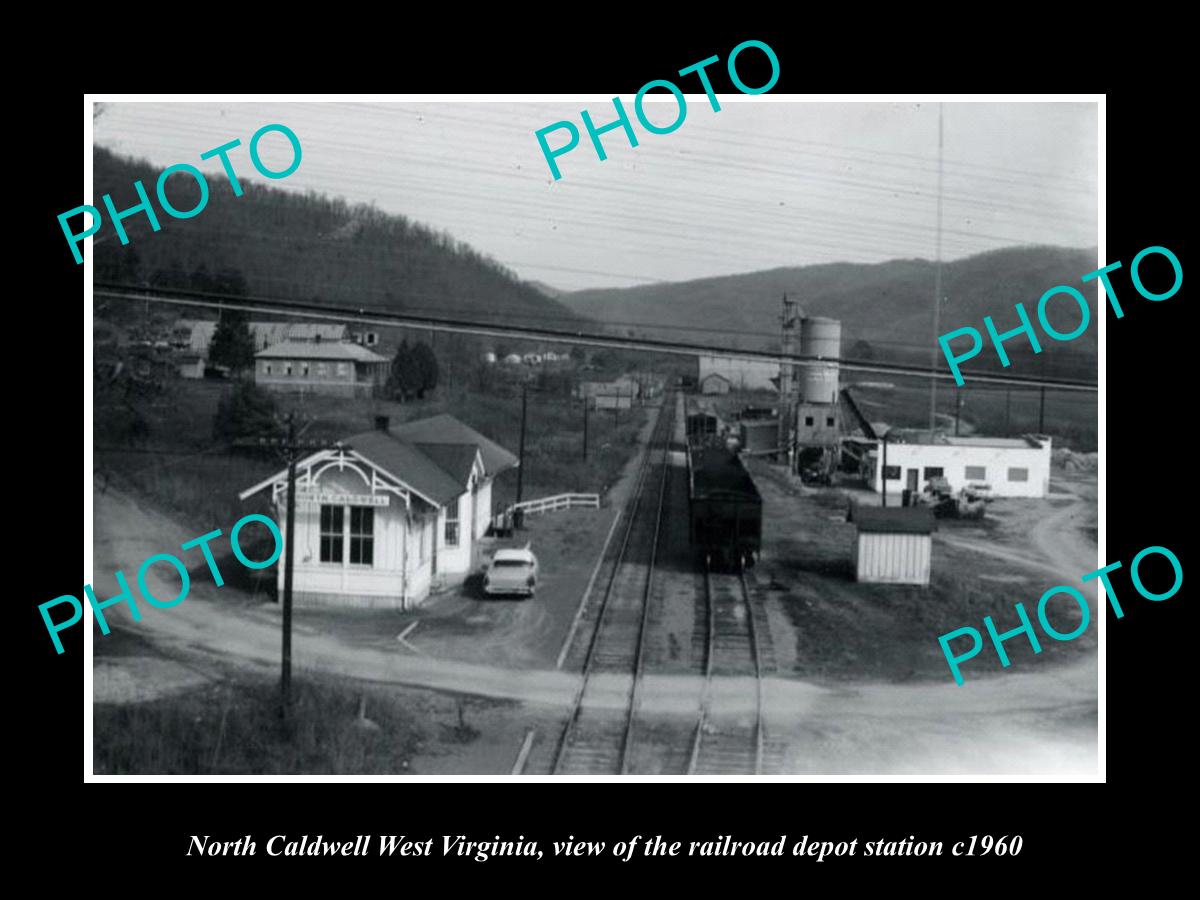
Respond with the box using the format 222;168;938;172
238;413;518;609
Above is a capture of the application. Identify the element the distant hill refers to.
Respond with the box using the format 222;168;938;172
91;146;583;330
560;247;1099;381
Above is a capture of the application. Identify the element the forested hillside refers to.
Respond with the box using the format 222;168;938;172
92;146;582;328
561;247;1100;381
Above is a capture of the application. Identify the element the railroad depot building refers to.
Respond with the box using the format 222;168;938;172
872;434;1053;498
239;414;518;609
254;341;390;397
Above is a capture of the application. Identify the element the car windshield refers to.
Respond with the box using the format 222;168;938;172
493;559;532;568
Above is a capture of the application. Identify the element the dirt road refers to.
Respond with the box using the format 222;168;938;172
92;478;1098;775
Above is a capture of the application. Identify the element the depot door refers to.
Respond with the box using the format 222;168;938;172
906;468;919;492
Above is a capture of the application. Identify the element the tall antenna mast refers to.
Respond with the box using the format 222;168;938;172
928;102;945;440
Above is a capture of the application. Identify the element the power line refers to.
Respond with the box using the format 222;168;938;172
94;283;1098;393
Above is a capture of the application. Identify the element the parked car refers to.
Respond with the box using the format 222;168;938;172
483;547;539;598
963;482;994;502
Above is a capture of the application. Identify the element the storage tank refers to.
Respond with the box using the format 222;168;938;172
798;317;841;404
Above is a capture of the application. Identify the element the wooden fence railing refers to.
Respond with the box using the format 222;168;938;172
491;493;601;529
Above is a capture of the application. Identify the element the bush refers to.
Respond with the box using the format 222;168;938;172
213;381;284;446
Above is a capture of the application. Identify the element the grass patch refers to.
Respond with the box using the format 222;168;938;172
94;673;426;775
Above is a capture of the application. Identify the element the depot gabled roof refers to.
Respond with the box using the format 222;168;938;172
240;414;516;510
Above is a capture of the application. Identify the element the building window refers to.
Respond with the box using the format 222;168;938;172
825;416;835;427
284;362;293;376
317;362;327;376
965;465;987;481
804;416;814;426
319;505;344;563
923;467;944;480
349;507;374;565
445;502;460;547
264;363;272;375
883;465;901;480
337;363;349;377
301;362;310;377
1008;467;1029;482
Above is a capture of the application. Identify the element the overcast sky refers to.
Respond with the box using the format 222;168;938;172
94;99;1098;292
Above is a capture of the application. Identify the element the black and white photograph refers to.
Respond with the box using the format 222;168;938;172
81;95;1102;779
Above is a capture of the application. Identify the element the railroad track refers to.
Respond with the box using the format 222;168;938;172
688;560;765;775
551;395;674;775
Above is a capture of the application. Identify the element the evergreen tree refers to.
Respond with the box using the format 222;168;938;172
411;341;439;398
208;311;257;374
388;340;423;400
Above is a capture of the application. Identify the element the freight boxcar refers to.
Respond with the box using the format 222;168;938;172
687;412;720;444
688;446;763;570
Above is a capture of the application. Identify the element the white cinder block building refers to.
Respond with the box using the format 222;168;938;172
872;435;1052;499
239;414;517;609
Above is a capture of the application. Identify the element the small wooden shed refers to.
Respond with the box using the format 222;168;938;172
850;505;936;586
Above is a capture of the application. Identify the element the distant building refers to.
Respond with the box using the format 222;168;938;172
503;353;523;365
254;341;389;397
239;413;518;609
698;354;786;393
351;329;380;347
522;352;543;365
851;505;936;586
177;354;205;379
699;372;732;395
873;435;1052;499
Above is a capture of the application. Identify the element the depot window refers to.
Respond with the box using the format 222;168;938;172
445;502;460;547
883;465;901;480
965;465;987;480
804;416;814;426
319;505;344;563
923;467;944;480
349;507;374;565
1008;467;1029;482
825;416;835;427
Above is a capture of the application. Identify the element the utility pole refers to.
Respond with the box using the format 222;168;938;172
1038;386;1046;433
516;383;528;506
881;430;890;508
582;398;589;461
281;412;297;718
235;417;348;723
779;295;798;464
954;390;963;437
928;102;945;441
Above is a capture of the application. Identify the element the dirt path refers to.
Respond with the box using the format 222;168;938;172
92;469;1099;775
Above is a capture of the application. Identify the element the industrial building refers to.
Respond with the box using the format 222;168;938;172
254;341;390;397
697;354;783;393
700;372;732;395
239;413;518;609
872;435;1053;498
851;505;936;586
173;319;349;356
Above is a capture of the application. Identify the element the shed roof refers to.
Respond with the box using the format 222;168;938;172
851;505;937;535
256;341;388;362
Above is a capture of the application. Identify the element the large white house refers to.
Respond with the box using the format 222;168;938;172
239;414;518;609
872;434;1053;499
